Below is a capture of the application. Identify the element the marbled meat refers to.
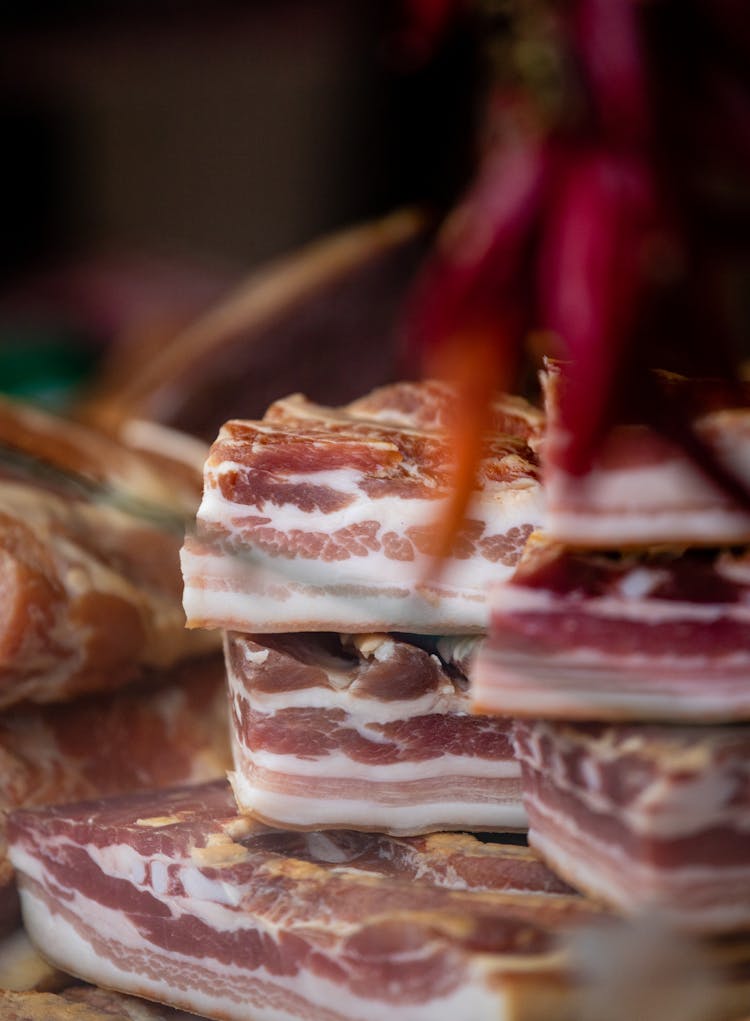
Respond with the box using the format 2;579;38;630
9;779;604;1021
181;384;544;635
473;535;750;722
226;631;525;834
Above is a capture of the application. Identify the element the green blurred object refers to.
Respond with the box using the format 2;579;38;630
0;331;98;411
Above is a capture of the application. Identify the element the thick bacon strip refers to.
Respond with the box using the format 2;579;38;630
542;362;750;547
0;656;230;937
226;632;525;834
473;536;750;722
182;385;543;634
515;719;750;933
8;780;604;1021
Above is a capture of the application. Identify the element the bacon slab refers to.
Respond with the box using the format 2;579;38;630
182;385;544;634
9;779;607;1021
515;719;750;932
542;362;750;547
226;631;525;834
473;535;750;722
0;656;230;937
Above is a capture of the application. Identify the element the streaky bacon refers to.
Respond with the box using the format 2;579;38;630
226;631;525;834
542;361;750;547
181;383;544;635
8;779;605;1021
514;719;750;933
473;534;750;722
0;656;230;938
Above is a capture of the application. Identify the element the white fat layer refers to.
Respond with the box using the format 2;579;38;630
203;462;540;535
234;746;520;782
15;864;516;1021
227;670;467;724
526;796;750;931
489;585;750;623
182;551;488;634
195;470;543;593
234;739;522;784
229;771;527;834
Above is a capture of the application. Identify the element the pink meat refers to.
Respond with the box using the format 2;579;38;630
181;384;543;635
542;361;750;547
474;537;750;722
0;656;230;938
514;719;750;932
226;632;525;833
8;779;602;1021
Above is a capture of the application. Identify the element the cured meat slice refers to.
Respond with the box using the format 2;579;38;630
182;385;543;634
0;656;230;937
542;362;750;547
0;481;218;708
226;632;525;834
8;779;605;1021
514;719;750;932
316;381;545;444
0;395;202;515
473;535;750;722
0;986;204;1020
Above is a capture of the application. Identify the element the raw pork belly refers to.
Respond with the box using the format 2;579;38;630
0;656;230;937
181;385;543;634
542;362;750;547
473;536;750;721
226;631;525;834
515;719;750;932
9;779;604;1021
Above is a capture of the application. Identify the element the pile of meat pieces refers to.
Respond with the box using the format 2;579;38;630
0;399;232;991
9;377;750;1020
476;362;750;933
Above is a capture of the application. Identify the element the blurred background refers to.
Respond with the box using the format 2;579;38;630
0;0;477;424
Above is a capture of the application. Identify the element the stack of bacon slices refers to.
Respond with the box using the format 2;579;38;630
9;377;750;1019
476;361;750;934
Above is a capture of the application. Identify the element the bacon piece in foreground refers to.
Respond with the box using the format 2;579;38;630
9;779;607;1021
0;656;230;937
542;362;750;547
226;631;525;834
514;719;750;933
473;536;750;722
181;385;544;635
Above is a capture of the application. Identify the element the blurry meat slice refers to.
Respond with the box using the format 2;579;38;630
0;655;229;937
0;395;202;515
514;719;750;932
8;779;605;1021
343;380;545;443
80;212;429;443
182;384;543;635
473;535;750;722
0;986;205;1019
543;361;750;547
0;481;217;709
226;632;525;834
